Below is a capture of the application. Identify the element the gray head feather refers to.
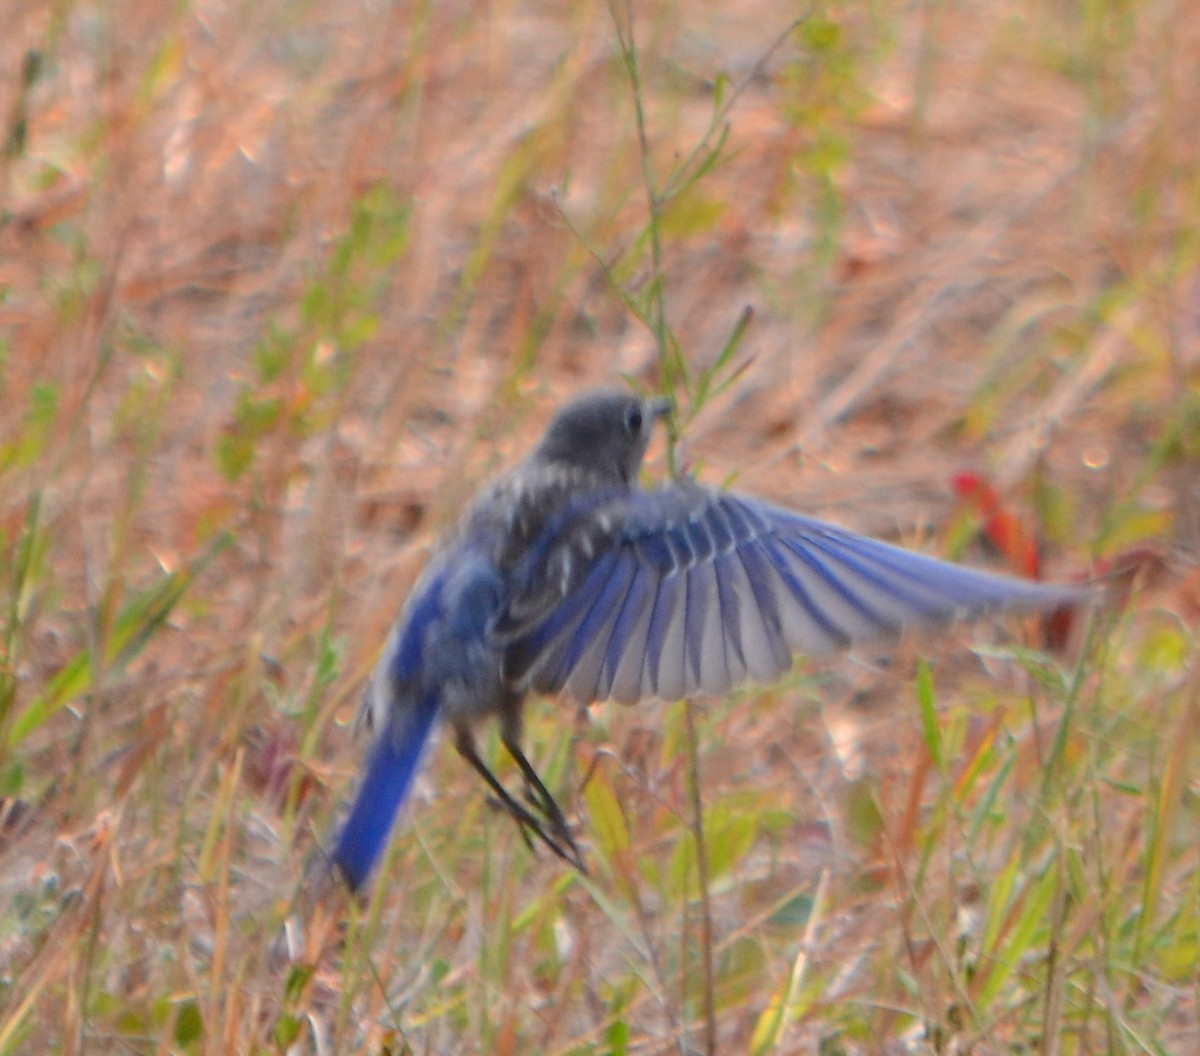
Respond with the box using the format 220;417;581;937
533;390;670;485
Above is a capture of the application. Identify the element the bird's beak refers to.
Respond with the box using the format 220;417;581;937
647;396;672;421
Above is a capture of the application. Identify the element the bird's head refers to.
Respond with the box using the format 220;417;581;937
533;389;671;485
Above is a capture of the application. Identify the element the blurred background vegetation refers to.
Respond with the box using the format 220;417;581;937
0;0;1197;1051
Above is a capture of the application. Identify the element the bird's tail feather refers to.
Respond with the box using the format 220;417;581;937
331;693;439;893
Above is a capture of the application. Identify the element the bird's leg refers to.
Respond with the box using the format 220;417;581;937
498;696;587;873
501;735;587;874
453;726;583;870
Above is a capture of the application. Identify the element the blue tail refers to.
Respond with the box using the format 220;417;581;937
331;694;439;893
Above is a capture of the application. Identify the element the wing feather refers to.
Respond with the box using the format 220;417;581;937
561;550;639;704
503;485;1084;704
598;560;654;703
645;566;688;699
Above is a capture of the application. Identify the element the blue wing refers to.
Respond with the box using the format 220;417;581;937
503;486;1085;705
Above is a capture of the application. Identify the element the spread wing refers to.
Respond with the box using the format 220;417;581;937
501;485;1084;705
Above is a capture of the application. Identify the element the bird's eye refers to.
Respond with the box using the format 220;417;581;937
624;404;644;434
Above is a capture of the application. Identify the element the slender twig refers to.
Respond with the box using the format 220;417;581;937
607;0;671;379
683;699;716;1056
660;16;804;203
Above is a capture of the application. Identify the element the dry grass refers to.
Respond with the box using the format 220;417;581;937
1;0;1198;1052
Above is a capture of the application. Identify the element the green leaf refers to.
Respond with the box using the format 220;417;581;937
173;1000;203;1047
0;381;59;471
977;856;1057;1005
717;935;767;1008
705;804;757;881
767;892;813;929
272;1012;302;1048
604;1018;628;1056
284;963;315;1003
582;764;630;865
915;659;943;771
659;190;726;237
843;779;883;847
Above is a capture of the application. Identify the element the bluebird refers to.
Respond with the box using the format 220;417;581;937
330;389;1083;892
